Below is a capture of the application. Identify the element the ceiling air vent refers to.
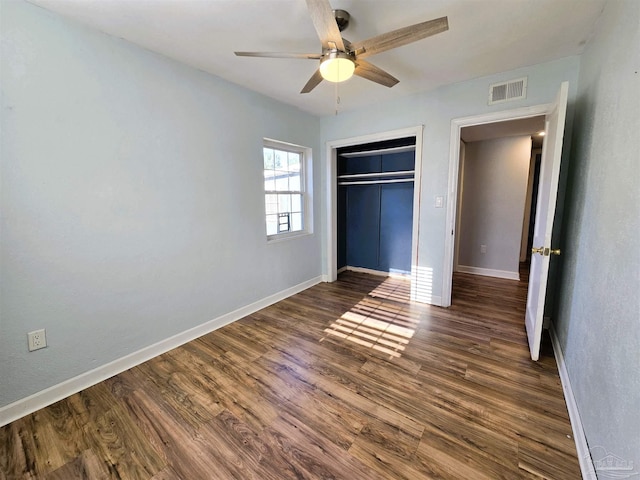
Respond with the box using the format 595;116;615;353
488;77;527;105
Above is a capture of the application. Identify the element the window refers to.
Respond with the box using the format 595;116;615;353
263;139;311;239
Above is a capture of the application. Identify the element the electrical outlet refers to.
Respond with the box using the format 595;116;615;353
480;244;487;254
27;329;47;351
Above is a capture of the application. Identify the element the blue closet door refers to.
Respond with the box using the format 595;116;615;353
379;183;414;273
345;185;380;269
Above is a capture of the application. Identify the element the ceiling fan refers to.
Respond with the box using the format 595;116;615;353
235;0;449;93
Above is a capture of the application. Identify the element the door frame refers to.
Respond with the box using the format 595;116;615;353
442;105;552;307
324;126;424;299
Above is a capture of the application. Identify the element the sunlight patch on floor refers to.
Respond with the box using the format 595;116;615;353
369;277;412;303
322;277;420;358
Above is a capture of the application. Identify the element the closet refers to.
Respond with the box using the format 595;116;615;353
337;138;416;275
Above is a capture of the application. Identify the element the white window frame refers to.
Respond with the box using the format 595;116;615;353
263;138;313;242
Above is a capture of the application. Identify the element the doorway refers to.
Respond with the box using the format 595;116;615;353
442;104;551;308
454;116;545;283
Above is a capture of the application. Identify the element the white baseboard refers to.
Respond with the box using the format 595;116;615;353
549;323;596;480
456;265;520;281
0;276;323;427
413;294;443;306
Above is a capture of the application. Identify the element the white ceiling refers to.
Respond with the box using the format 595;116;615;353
27;0;606;116
461;116;545;142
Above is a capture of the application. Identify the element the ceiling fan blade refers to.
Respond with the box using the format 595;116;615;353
354;60;399;88
305;0;345;51
300;69;324;94
235;51;322;60
350;16;448;59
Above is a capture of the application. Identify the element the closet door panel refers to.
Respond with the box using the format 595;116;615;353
346;185;380;269
379;183;414;273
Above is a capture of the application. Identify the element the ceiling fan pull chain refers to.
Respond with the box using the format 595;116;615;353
335;77;339;115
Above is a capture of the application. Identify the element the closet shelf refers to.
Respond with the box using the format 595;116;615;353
337;170;415;180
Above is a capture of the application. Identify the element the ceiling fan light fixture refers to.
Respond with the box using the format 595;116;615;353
319;51;355;83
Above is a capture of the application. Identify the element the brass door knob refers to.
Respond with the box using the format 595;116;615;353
532;247;561;256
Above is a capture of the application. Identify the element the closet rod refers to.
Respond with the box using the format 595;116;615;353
338;179;414;186
337;170;415;180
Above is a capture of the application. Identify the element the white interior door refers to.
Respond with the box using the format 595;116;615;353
525;82;569;361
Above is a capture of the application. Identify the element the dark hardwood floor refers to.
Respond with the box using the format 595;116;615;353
0;270;580;479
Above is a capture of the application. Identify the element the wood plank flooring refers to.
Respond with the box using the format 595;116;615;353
0;270;580;479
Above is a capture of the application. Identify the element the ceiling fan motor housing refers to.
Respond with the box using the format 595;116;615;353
333;9;350;32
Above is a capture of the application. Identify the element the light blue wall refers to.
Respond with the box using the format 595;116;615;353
320;56;581;303
554;0;640;471
0;1;321;407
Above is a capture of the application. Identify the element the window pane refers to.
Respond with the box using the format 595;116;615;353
264;148;275;169
278;194;291;213
278;213;290;233
264;170;276;191
274;170;289;191
288;152;301;171
289;172;301;192
291;212;303;232
266;214;278;235
291;194;302;213
265;194;278;215
274;150;286;169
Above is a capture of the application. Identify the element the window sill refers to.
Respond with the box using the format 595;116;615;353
267;230;312;244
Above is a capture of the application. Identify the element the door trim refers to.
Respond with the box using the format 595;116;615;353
324;126;423;301
442;105;551;307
